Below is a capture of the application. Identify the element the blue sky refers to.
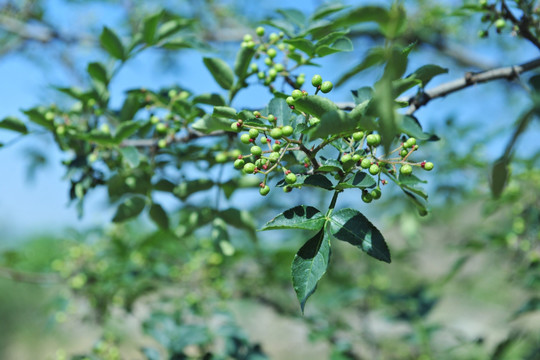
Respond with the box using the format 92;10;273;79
1;0;539;242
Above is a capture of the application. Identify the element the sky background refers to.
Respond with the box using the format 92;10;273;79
1;0;539;243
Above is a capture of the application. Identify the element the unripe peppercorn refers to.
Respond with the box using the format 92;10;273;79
259;185;270;196
157;139;167;148
286;96;295;105
267;114;275;122
341;153;352;163
272;143;281;152
269;33;279;42
249;128;259;138
243;163;256;174
495;18;506;30
366;134;381;147
267;48;277;58
215;152;228;163
362;191;373;203
371;188;382;199
155;123;167;133
291;89;303;100
260;136;268;144
360;158;371;169
406;137;416;147
352;131;364;141
258;71;265;79
250;145;262;156
352;154;361;162
256;26;265;36
269;151;280;162
423;161;434;171
150;115;160;124
400;149;408;157
270;127;282;139
283;185;293;193
369;164;380;175
312;74;323;87
240;133;251;144
296;76;305;86
285;173;297;184
400;164;413;176
320;81;333;93
234;159;245;169
268;68;278;79
274;63;284;72
282;125;294;137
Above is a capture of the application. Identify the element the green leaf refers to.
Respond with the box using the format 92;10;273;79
193;93;226;106
261;19;295;38
266;98;293;126
112;196;146;222
213;106;237;119
142;12;162;45
336;48;385;86
100;26;125;60
119;93;144;122
153;179;176;192
308;110;356;140
317;158;343;172
315;31;349;48
173;179;214;201
115;121;142;141
379;4;407;39
87;62;108;86
149;203;169;229
403;190;429;216
329;208;390;263
0;116;28;134
220;208;256;237
400;115;439;141
277;9;306;29
284;38;315;57
315;37;353;57
261;205;325;231
407;64;448;88
303;174;334;190
120;146;140;167
335;172;376;190
373;78;399;155
192;115;232;133
156;18;191;41
234;46;256;79
292;95;338;119
203;57;234;90
22;108;54;130
331;6;389;29
311;3;348;20
490;157;510;198
292;227;331;313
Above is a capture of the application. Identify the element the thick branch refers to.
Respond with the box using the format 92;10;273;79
407;56;540;115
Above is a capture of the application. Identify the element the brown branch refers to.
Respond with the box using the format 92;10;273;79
0;266;60;284
501;0;540;51
406;56;540;115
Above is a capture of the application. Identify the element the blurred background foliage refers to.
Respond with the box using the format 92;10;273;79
1;0;540;359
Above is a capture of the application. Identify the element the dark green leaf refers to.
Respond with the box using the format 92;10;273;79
292;227;331;313
120;146;140;167
173;179;214;201
192;115;232;133
373;78;398;155
0;116;28;134
315;37;353;57
379;4;407;39
261;205;325;231
335;172;376;190
351;87;373;105
87;62;108;86
119;93;145;122
115;121;142;141
329;208;390;263
311;3;348;20
142;12;162;44
317;158;343;172
156;18;191;41
153;179;176;192
400;115;439;141
303;174;334;190
203;57;234;90
407;64;448;88
284;38;315;57
112;196;146;222
308;110;356;140
292;95;338;119
331;6;389;29
490;157;509;198
193;93;226;106
149;203;169;229
234;46;256;79
336;48;385;86
277;9;306;29
100;26;125;60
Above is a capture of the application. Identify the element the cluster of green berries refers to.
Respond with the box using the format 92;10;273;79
150;113;182;149
285;74;333;110
477;0;512;38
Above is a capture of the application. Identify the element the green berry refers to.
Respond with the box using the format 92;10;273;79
282;125;294;137
341;154;352;163
250;63;258;71
274;63;284;72
277;43;286;51
406;137;416;147
150;115;160;124
400;164;413;176
352;131;364;141
270;127;282;139
479;0;488;7
250;146;262;156
267;114;276;122
286;96;295;105
288;44;295;51
362;191;373;203
296;76;305;86
320;81;333;93
243;34;252;42
45;111;55;121
360;158;371;169
366;134;381;147
253;111;261;117
291;89;303;100
311;74;323;87
495;18;506;30
352;154;361;162
478;30;488;38
249;128;259;138
400;149;408;157
371;188;382;199
157;139;167;148
369;164;380;175
267;48;277;58
423;161;434;171
256;26;265;36
269;33;279;42
243;163;256;174
56;125;66;136
272;143;281;152
215;152;228;163
230;122;240;132
283;185;293;193
230;149;241;158
285;173;297;184
258;71;265;79
156;123;167;133
260;136;268;144
240;133;251;144
268;68;277;79
259;185;270;196
269;151;280;162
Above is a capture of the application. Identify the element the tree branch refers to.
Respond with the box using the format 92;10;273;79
120;129;227;148
406;56;540;115
501;0;540;51
0;266;60;284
